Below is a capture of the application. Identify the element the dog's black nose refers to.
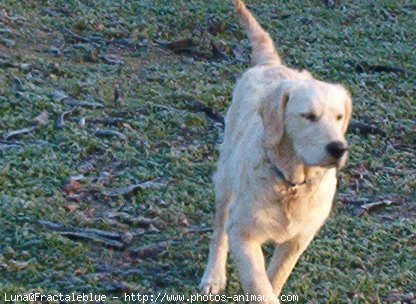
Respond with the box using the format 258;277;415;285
326;141;347;159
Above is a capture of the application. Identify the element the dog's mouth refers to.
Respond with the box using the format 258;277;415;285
304;156;347;170
322;161;340;169
307;161;337;169
321;155;347;169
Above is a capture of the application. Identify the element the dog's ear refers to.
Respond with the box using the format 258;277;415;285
259;82;291;147
343;94;352;134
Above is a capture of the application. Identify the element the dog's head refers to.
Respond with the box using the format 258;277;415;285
260;80;352;169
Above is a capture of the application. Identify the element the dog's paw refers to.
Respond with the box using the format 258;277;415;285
199;272;226;295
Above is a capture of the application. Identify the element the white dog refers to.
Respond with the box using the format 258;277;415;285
199;0;352;303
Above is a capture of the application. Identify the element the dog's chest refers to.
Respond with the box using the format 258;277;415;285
249;180;336;243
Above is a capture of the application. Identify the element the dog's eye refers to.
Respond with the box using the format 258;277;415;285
336;114;343;121
301;113;318;122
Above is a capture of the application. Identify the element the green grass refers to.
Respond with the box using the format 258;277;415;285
0;0;415;303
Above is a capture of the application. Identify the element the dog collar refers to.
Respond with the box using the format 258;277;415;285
271;165;307;188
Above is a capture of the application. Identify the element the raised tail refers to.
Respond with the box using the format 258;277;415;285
233;0;281;65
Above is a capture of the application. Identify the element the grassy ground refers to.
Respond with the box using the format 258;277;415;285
0;0;415;303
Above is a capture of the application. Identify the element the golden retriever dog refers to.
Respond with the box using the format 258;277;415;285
199;0;352;302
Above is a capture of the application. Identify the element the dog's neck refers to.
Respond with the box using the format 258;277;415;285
265;134;326;187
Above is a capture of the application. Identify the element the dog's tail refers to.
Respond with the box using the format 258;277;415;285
232;0;281;66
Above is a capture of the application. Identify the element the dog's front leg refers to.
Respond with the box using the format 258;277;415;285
230;230;279;304
199;195;230;294
267;235;314;295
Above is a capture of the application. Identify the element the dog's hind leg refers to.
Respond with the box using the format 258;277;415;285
267;235;313;295
199;182;232;294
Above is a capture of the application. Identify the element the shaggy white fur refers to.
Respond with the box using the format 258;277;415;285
200;1;352;303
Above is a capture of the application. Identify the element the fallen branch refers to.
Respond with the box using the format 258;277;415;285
63;99;104;108
185;100;225;126
0;56;30;70
100;54;123;65
102;178;167;197
105;212;167;230
62;29;142;50
88;117;125;126
148;102;186;114
106;38;145;49
0;140;51;146
2;126;36;140
63;29;97;44
51;90;104;108
349;119;386;136
157;38;195;53
184;226;212;234
156;38;209;59
355;62;408;75
0;59;16;68
129;240;175;259
338;194;404;216
56;107;77;129
385;292;416;303
59;231;125;249
0;140;22;150
95;129;127;140
354;200;401;217
39;220;128;249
